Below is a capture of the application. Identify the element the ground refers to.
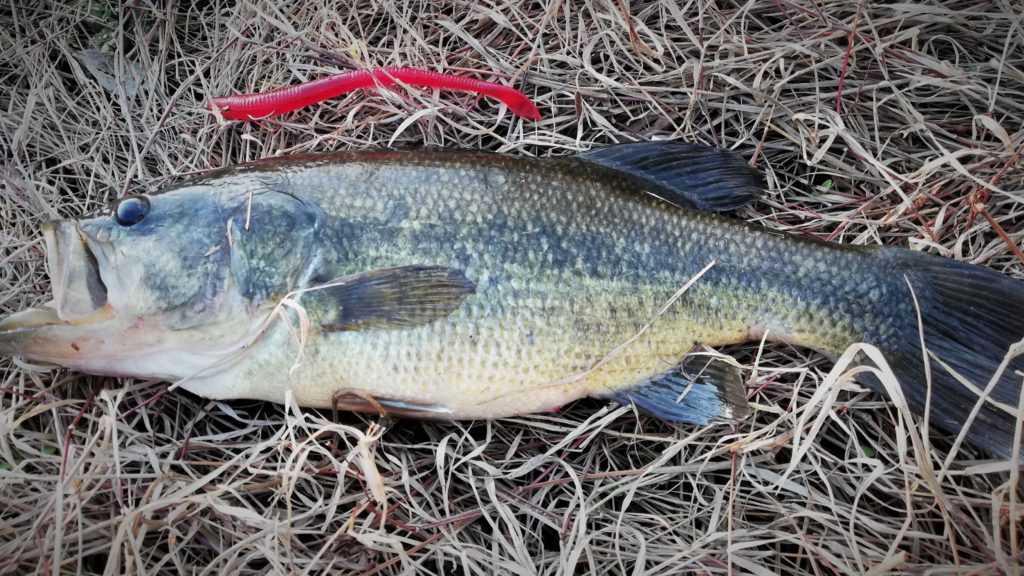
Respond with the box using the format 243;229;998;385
1;1;1022;574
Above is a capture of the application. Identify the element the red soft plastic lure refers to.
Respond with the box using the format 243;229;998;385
209;66;541;121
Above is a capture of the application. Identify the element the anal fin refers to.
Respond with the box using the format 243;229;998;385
613;353;752;426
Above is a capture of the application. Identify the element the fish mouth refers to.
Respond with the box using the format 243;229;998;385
0;221;113;340
43;220;111;322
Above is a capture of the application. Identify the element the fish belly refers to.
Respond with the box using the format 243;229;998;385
229;280;757;417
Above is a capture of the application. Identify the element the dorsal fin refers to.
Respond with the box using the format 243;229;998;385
577;141;766;211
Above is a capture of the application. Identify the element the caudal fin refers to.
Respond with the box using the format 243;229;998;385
874;248;1024;460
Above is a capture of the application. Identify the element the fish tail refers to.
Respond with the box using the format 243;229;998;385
869;247;1024;459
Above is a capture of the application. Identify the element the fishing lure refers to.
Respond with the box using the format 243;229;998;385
209;66;541;120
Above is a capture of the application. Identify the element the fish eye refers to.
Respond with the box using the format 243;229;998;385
114;195;150;227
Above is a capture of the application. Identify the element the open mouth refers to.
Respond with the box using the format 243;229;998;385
0;221;113;338
43;221;110;322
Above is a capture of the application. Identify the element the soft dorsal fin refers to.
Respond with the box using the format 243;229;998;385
577;141;766;211
611;353;751;425
304;265;475;331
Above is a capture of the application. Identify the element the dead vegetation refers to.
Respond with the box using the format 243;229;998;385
1;0;1023;573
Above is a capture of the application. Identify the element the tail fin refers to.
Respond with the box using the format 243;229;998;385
874;248;1024;460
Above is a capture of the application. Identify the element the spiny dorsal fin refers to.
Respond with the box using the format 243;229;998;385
305;265;475;331
577;141;766;212
612;353;752;425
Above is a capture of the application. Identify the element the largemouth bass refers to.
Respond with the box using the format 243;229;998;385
1;142;1021;457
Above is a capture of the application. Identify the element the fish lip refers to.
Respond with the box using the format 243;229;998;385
41;221;62;309
0;304;62;334
0;224;65;340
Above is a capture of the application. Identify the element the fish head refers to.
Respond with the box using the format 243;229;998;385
0;182;324;380
47;192;236;328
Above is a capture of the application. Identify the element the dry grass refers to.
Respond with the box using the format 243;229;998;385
2;0;1023;573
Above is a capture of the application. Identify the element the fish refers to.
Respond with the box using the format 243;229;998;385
1;142;1022;458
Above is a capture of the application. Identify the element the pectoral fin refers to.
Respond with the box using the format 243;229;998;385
307;265;475;331
612;354;752;425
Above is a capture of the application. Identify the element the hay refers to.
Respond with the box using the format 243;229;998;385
1;0;1022;573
